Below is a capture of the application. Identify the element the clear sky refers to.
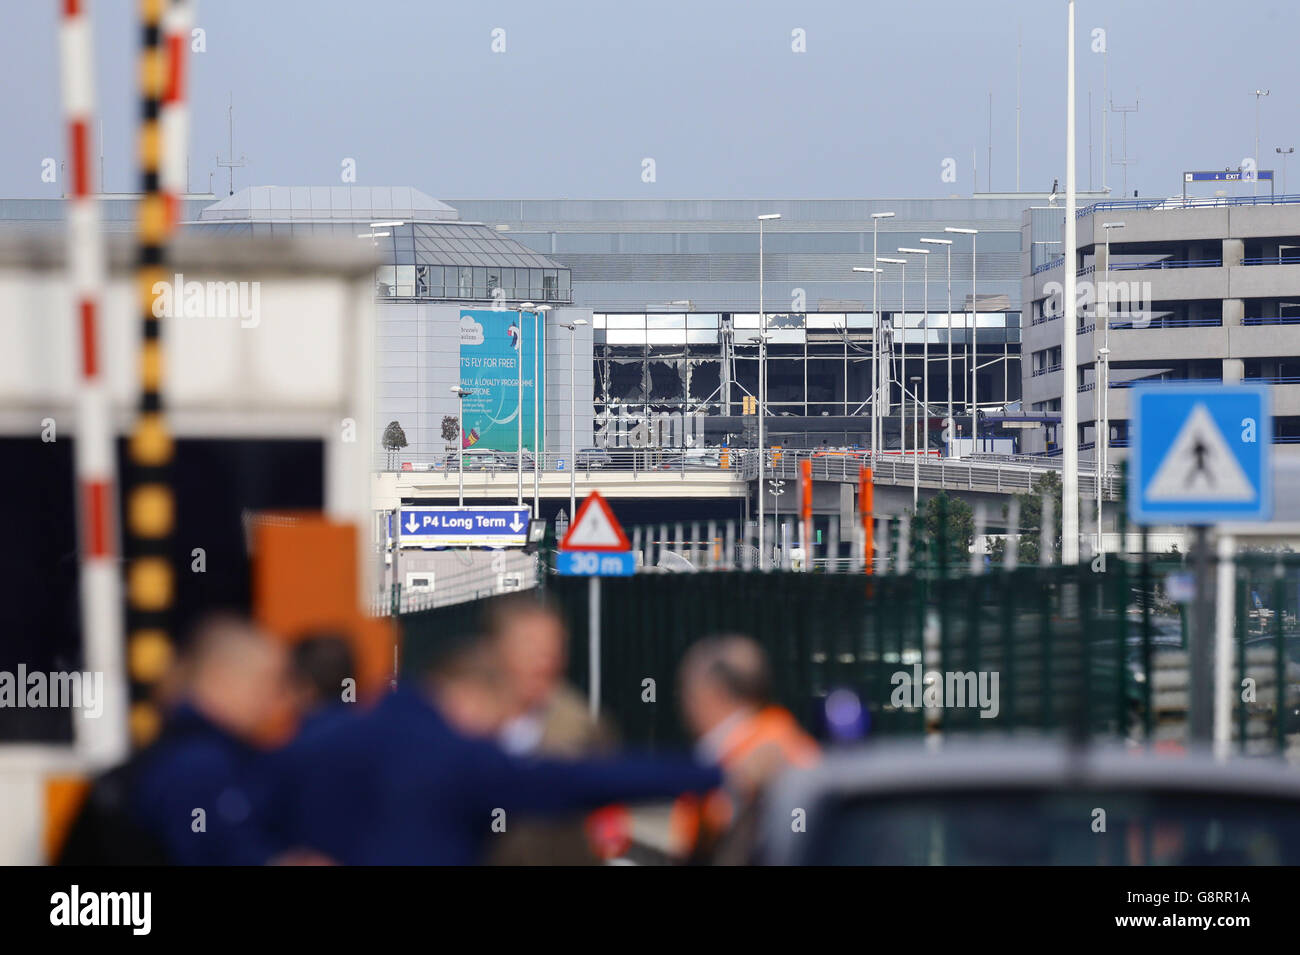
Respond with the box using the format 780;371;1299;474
3;0;1298;200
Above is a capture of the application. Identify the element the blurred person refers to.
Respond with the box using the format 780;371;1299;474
670;634;820;864
264;632;724;865
251;632;363;865
130;614;289;865
284;631;358;739
488;595;599;757
480;595;622;864
62;614;288;866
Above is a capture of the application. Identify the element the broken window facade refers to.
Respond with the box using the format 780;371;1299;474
592;311;1022;421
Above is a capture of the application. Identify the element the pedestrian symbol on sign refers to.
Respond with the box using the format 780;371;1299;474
1146;404;1254;503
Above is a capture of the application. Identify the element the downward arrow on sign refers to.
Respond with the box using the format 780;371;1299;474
509;514;525;532
405;514;420;533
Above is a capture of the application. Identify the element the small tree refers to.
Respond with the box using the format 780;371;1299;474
382;420;408;470
441;415;460;446
989;471;1063;565
441;415;461;465
920;491;974;568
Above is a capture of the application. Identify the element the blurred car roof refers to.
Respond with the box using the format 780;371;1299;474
758;739;1300;865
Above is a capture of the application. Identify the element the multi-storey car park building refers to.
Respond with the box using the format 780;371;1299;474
1021;193;1300;458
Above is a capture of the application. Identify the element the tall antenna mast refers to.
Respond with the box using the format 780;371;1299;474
988;91;993;192
1088;89;1093;191
1110;91;1139;197
1016;23;1022;192
215;92;248;196
1102;30;1109;193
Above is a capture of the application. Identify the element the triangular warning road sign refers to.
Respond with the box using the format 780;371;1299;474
1147;403;1255;502
560;491;631;551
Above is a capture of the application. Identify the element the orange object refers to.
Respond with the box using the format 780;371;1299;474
251;512;395;703
44;776;92;863
670;706;819;858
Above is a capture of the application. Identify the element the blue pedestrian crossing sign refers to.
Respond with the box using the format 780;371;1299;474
1131;384;1271;524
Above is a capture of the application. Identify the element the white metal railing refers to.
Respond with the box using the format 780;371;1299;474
380;446;1120;498
379;447;745;476
738;448;1121;500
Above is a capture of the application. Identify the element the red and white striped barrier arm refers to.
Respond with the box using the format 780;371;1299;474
58;0;127;764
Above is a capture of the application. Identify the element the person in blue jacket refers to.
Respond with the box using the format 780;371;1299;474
266;634;724;865
129;615;289;866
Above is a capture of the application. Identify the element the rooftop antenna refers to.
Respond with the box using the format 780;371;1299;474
988;90;993;192
215;92;247;196
1101;26;1109;193
1088;88;1093;191
98;119;105;193
1016;22;1022;192
1110;90;1139;197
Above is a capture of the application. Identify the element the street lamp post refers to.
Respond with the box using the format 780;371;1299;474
878;258;906;453
560;319;588;525
1098;221;1124;540
1062;0;1080;565
533;303;552;519
1278;147;1294;195
449;385;471;507
921;237;954;453
851;266;881;424
1254;89;1270;195
757;213;781;570
515;302;536;507
910;375;922;508
945;227;979;453
1096;346;1110;558
769;477;786;565
899;247;932;456
870;212;896;458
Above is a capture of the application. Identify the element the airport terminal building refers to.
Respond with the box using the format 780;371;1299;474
4;186;1129;460
448;197;1064;451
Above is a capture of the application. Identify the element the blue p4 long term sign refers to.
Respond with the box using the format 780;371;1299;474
1130;384;1271;525
399;506;531;547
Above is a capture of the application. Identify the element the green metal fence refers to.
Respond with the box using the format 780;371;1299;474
394;523;1300;756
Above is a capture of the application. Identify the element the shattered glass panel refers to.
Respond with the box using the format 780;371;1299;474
648;359;686;402
608;359;646;402
688;360;721;402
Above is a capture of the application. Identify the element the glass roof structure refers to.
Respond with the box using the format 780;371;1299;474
188;186;570;301
198;186;459;222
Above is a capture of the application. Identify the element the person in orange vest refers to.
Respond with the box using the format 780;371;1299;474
670;635;819;864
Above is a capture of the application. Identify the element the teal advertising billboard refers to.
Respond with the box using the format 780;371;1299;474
458;308;544;453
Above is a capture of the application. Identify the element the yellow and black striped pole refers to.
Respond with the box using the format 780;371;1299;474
124;0;185;745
